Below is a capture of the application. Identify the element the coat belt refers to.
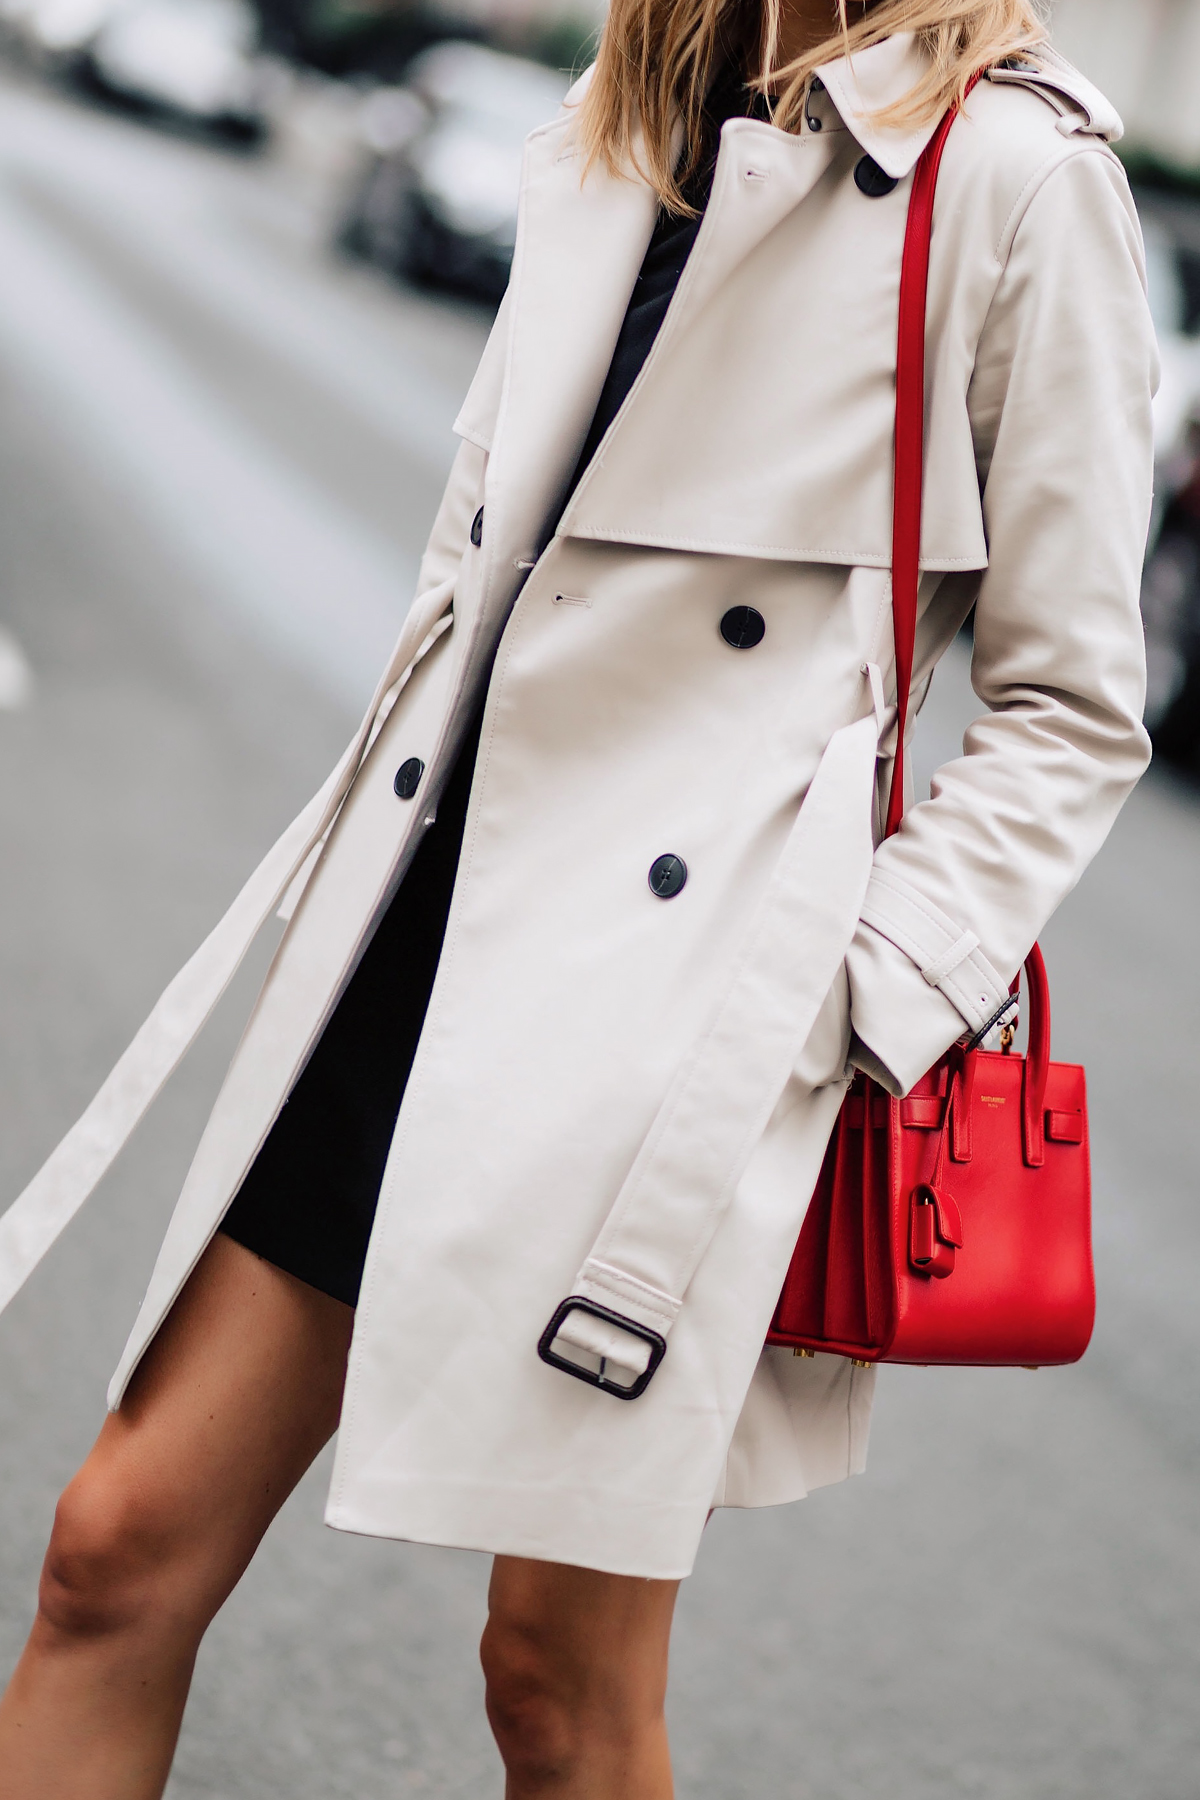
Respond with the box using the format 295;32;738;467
546;684;884;1390
0;581;456;1318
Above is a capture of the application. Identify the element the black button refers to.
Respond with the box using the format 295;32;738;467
470;506;484;547
648;854;687;899
394;757;424;800
720;605;766;649
855;156;899;198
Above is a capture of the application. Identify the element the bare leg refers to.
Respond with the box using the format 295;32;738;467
482;1556;679;1799
0;1233;353;1800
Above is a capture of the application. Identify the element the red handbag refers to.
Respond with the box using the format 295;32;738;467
765;83;1096;1370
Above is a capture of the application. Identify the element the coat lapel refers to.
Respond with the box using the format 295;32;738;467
557;36;940;534
484;35;941;590
652;117;835;326
558;116;835;532
816;32;941;179
479;105;659;618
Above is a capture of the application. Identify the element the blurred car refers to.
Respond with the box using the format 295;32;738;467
1139;208;1200;766
337;41;570;304
81;0;268;141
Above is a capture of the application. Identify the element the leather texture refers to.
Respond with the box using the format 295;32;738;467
766;945;1095;1365
767;90;1095;1370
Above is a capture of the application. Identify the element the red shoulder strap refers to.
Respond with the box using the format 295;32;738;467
884;74;982;839
886;78;1048;1068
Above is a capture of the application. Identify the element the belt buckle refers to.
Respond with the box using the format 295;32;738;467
537;1296;667;1401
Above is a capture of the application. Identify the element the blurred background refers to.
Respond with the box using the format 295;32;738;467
1;1;1199;1796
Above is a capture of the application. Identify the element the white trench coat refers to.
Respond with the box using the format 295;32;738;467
0;36;1156;1578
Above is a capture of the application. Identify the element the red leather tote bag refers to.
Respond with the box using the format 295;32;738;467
765;84;1096;1369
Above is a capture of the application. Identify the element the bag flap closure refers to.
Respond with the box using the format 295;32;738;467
913;1183;964;1250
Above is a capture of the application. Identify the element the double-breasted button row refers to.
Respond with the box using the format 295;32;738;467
644;606;765;898
398;755;688;899
416;599;759;897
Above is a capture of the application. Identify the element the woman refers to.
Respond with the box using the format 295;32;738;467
0;0;1155;1792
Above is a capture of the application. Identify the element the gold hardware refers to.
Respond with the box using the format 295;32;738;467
851;1358;872;1369
1000;1022;1016;1054
1023;1365;1040;1372
792;1346;815;1358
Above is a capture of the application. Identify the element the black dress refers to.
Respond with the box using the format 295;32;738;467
221;65;767;1305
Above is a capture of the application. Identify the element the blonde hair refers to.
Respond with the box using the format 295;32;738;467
578;0;1049;213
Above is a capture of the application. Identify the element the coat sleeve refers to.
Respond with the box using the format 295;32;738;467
416;282;512;602
846;146;1157;1095
276;433;485;924
413;434;488;605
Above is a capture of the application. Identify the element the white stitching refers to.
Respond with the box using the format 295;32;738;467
561;526;986;569
920;930;980;986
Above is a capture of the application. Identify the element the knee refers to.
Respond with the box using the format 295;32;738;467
480;1613;580;1783
37;1465;176;1643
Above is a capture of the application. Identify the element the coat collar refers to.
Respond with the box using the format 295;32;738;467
815;34;1124;179
815;32;941;180
473;93;658;612
482;59;841;584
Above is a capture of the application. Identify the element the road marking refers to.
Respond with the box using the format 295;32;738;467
0;626;33;709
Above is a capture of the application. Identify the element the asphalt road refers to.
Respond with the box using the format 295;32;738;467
1;65;1198;1800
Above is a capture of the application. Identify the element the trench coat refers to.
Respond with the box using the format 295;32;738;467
0;34;1156;1578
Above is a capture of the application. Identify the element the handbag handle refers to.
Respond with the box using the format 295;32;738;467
885;74;982;839
941;943;1049;1171
1018;943;1050;1167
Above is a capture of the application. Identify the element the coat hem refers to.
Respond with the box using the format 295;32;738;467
324;1479;711;1580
